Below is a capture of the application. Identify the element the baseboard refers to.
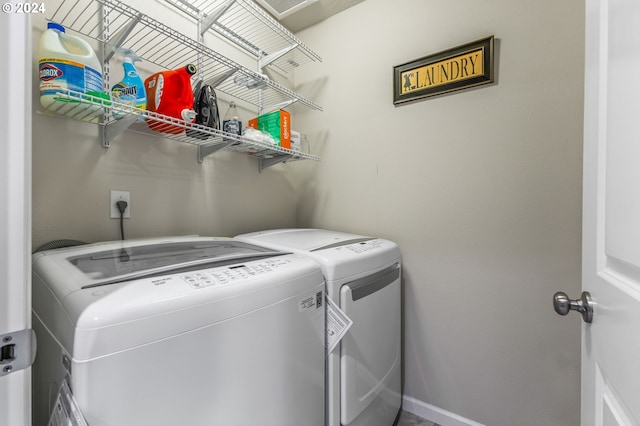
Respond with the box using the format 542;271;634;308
401;395;486;426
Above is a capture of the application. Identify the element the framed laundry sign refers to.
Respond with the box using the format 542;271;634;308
393;35;494;105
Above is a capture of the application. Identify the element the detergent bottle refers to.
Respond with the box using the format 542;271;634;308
39;22;103;109
111;47;146;119
145;64;197;134
222;101;242;139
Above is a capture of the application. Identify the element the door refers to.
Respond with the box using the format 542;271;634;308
0;9;33;426
580;0;640;424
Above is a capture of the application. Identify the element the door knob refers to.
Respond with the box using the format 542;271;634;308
553;291;593;323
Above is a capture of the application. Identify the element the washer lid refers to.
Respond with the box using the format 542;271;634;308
236;229;402;283
32;236;286;298
236;228;373;252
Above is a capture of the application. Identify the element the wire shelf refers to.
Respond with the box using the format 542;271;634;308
43;90;320;168
47;0;322;115
164;0;321;74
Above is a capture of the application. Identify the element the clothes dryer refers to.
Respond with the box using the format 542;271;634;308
235;229;401;426
32;236;325;426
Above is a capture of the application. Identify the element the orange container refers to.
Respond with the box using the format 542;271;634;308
145;64;197;134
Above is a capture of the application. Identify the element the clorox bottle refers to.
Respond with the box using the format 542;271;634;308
38;22;103;109
145;64;197;134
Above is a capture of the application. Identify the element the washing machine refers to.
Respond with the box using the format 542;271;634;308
31;236;325;426
235;229;402;426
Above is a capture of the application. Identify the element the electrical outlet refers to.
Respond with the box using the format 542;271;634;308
110;190;131;219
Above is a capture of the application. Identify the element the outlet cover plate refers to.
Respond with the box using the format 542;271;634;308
110;190;131;219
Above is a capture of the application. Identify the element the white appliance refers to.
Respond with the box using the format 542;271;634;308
235;229;402;426
31;236;325;426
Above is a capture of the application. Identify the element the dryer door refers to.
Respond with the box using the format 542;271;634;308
339;264;402;426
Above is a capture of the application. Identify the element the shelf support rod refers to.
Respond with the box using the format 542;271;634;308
200;0;237;35
164;0;201;18
103;115;139;147
258;44;298;70
104;13;142;62
261;99;296;115
198;140;236;162
259;154;293;172
204;68;238;88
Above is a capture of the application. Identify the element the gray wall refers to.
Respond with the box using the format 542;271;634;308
290;0;584;425
31;0;584;425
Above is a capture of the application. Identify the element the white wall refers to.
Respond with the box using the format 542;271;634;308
30;2;299;249
291;0;584;425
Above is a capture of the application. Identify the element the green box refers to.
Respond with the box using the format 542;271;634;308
248;109;291;149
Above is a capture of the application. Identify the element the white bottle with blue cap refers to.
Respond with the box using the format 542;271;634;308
39;22;103;110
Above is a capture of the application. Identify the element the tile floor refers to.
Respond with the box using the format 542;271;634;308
395;410;440;426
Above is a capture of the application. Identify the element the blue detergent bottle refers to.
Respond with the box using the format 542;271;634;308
111;47;146;119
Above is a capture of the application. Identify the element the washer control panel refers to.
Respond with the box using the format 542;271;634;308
180;258;291;289
340;239;384;254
